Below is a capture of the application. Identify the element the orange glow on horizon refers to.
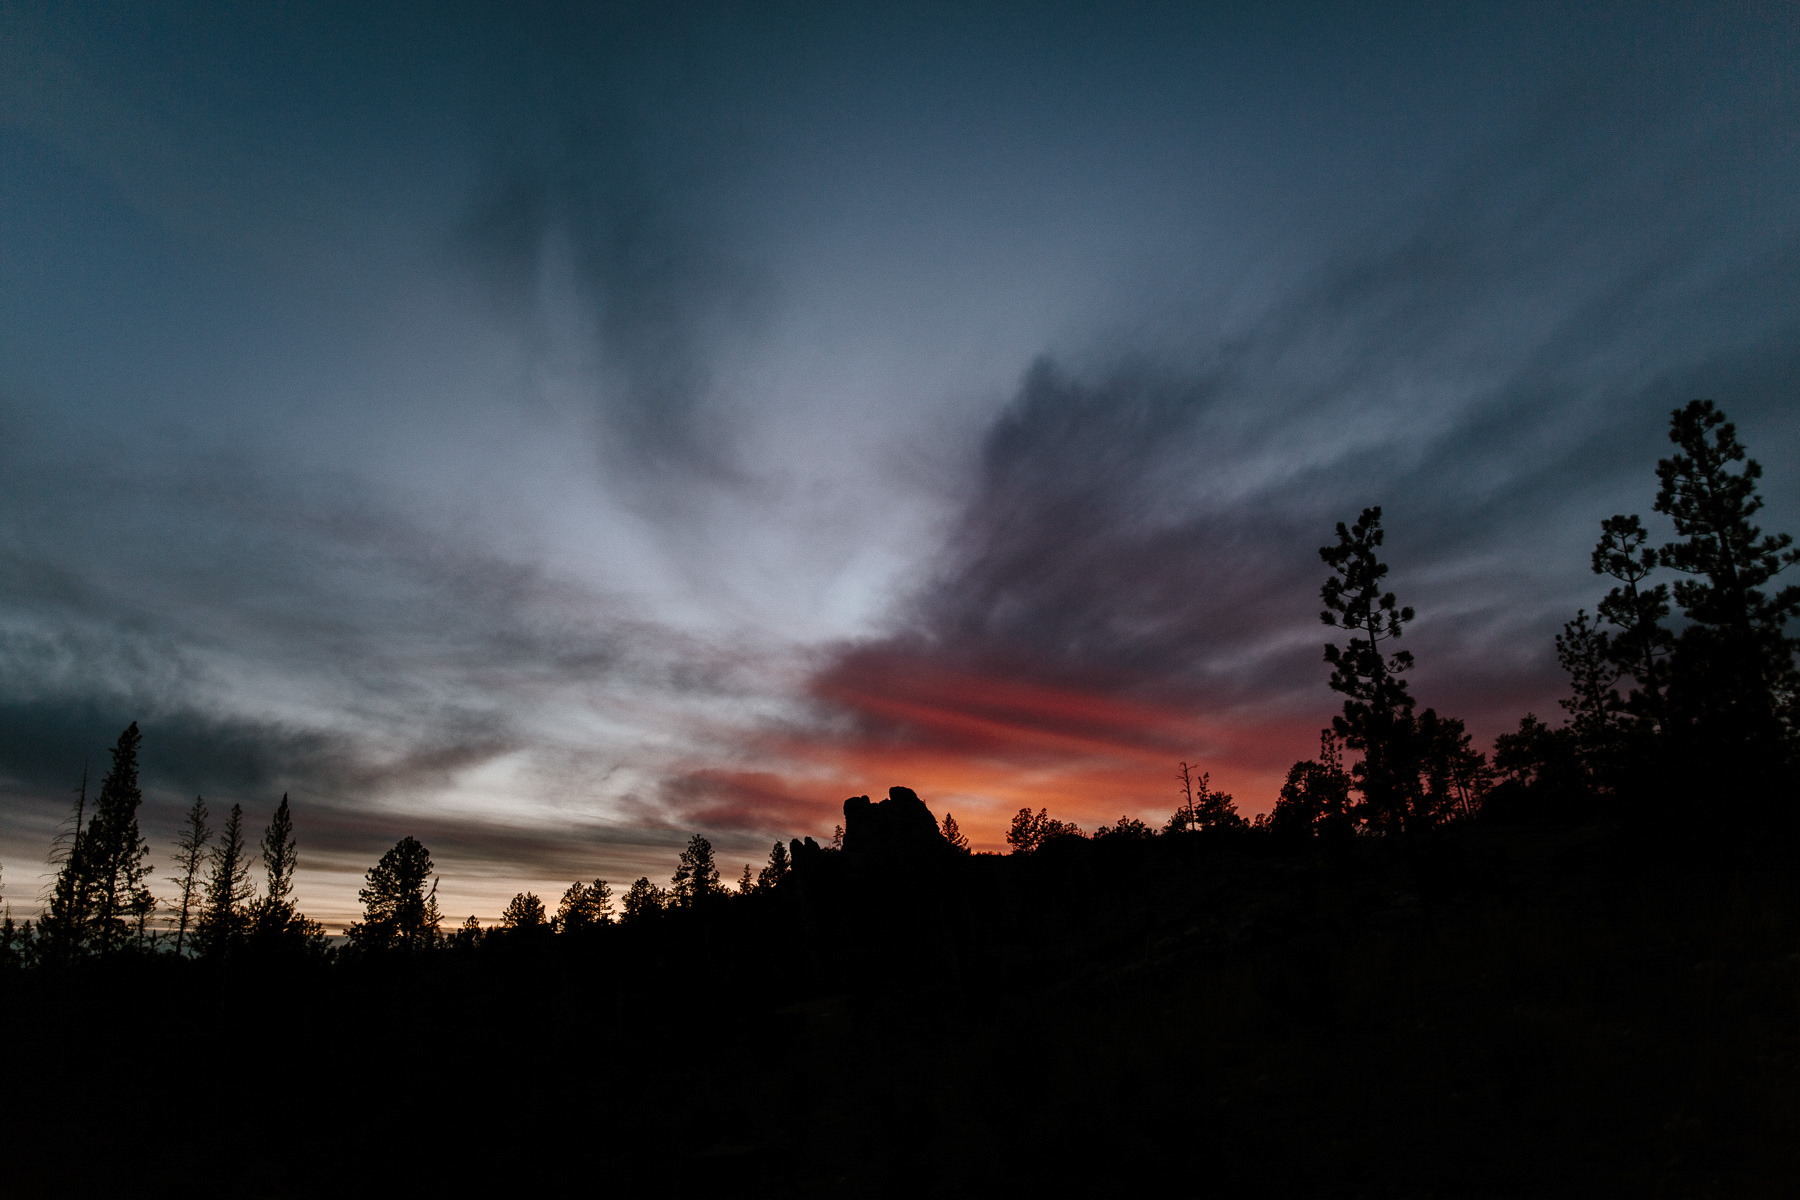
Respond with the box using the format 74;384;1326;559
679;650;1328;849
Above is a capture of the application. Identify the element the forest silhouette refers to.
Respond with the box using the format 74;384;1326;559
1;400;1796;1197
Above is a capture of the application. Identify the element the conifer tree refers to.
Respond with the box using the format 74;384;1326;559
555;884;583;930
1006;807;1081;853
1166;766;1244;833
1315;729;1354;831
1592;514;1673;727
500;892;547;929
940;814;971;854
450;914;485;951
1556;610;1624;779
622;877;667;924
1412;710;1492;822
587;878;613;923
166;797;211;957
250;795;299;941
1;861;9;958
81;723;155;953
1319;508;1420;832
1493;714;1582;794
1006;807;1039;853
1654;400;1800;754
556;879;613;931
670;834;720;908
755;841;791;890
0;861;21;971
196;804;253;956
735;863;755;895
1095;815;1155;840
40;766;94;959
346;837;441;953
1270;731;1355;838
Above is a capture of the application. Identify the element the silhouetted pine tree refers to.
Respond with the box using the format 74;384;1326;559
247;795;323;952
500;892;547;929
250;795;298;939
1654;400;1800;762
1592;514;1673;731
1556;610;1624;782
622;877;667;924
1166;765;1243;833
0;861;20;970
346;837;441;954
1270;731;1355;839
1006;808;1081;853
589;878;614;922
670;835;720;908
1412;710;1492;821
557;879;612;931
166;797;211;957
940;814;971;854
1319;508;1420;833
450;914;485;951
1005;808;1037;854
735;863;755;895
756;841;791;890
195;804;253;957
1095;815;1155;841
1492;714;1582;797
39;766;93;959
81;723;155;953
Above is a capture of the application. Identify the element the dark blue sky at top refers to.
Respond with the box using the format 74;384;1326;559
1;2;1795;923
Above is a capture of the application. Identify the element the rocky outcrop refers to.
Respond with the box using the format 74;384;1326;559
842;786;951;860
788;834;827;873
789;786;953;877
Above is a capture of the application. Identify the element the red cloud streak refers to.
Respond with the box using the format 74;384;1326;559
677;644;1330;851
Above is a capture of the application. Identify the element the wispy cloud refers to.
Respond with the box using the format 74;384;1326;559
734;77;1800;843
456;118;764;498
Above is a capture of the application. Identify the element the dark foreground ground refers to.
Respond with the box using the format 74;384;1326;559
4;818;1797;1198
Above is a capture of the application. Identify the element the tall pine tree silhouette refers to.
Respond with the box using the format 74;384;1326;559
250;795;299;942
81;724;154;953
1556;610;1624;782
196;804;253;957
1319;508;1418;833
1654;400;1800;762
1592;514;1672;731
670;835;720;908
40;765;93;959
757;841;792;888
166;797;211;957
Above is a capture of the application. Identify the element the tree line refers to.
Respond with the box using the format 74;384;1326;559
0;722;328;968
980;398;1795;849
2;398;1793;970
345;828;801;956
0;766;809;964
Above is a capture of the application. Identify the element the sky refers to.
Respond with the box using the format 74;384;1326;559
2;1;1796;928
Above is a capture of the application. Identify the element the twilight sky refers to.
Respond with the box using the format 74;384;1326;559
2;2;1796;927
